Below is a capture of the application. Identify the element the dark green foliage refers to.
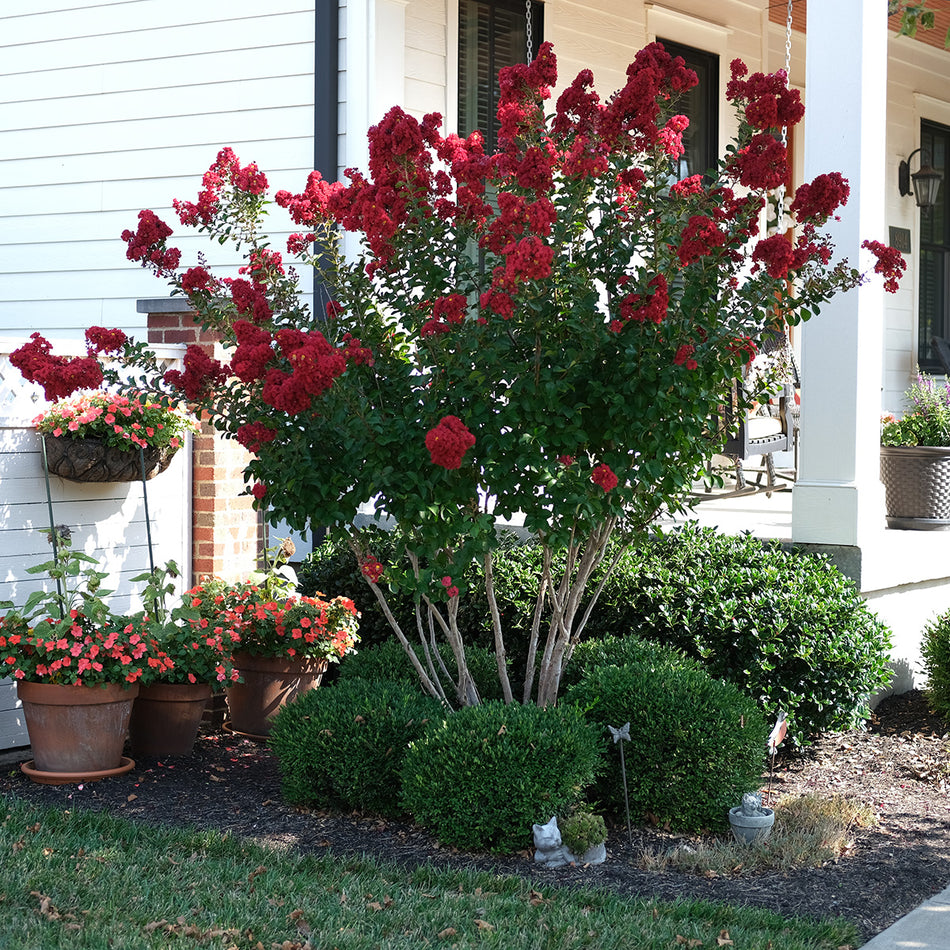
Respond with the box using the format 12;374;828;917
297;527;404;650
338;639;507;702
269;678;443;816
400;702;602;853
562;634;701;689
922;610;950;719
566;657;769;832
585;525;893;745
299;525;894;744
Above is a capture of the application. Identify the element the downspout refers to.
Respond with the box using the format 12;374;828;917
314;2;340;183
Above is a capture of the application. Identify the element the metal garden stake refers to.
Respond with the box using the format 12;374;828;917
608;722;632;847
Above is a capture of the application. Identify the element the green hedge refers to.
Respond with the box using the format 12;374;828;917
566;654;769;832
922;610;950;719
400;701;602;853
300;524;894;743
269;678;443;816
338;639;507;702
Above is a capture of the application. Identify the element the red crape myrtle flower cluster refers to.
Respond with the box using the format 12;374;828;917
11;326;128;402
10;42;907;707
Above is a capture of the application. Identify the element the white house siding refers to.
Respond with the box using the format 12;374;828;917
883;33;950;410
0;0;318;342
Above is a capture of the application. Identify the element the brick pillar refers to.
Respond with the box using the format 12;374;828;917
142;299;263;583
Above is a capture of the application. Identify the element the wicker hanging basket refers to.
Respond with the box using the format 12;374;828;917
880;444;950;530
43;435;179;483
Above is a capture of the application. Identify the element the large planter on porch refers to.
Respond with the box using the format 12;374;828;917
129;682;213;756
225;652;328;739
880;445;950;530
43;434;178;482
17;680;138;783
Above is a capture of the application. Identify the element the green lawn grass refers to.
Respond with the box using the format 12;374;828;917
0;798;859;950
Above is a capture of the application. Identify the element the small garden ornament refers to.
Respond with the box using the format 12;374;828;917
532;815;606;868
728;791;776;844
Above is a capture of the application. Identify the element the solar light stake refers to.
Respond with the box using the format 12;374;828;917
608;723;633;847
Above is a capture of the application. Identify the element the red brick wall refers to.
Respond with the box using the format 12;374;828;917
146;308;262;583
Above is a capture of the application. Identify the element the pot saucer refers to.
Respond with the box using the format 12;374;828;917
20;756;135;785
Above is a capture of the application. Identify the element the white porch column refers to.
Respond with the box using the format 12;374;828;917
341;0;408;176
792;0;888;548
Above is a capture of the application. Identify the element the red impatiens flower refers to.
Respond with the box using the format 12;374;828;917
425;415;476;470
591;463;619;492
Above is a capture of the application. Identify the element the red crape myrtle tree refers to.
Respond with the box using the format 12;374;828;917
15;43;904;708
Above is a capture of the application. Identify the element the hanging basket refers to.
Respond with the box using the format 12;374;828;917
43;434;178;482
880;445;950;529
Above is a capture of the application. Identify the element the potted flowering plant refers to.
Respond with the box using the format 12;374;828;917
185;541;359;737
33;388;194;482
0;526;161;782
126;562;239;756
881;372;950;529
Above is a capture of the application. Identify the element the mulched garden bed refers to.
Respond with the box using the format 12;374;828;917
1;689;947;943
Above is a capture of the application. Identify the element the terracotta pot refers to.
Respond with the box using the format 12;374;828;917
17;680;139;778
880;444;950;529
129;682;213;756
43;434;178;482
225;652;327;738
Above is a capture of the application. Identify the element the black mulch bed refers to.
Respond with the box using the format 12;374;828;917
1;689;948;943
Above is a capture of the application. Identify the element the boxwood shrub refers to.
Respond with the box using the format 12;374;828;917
566;655;769;832
591;524;893;745
299;524;894;744
269;678;443;816
922;610;950;719
337;639;507;702
400;701;602;853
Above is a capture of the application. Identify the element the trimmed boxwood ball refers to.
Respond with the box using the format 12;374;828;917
922;610;950;719
586;524;894;745
566;657;769;833
338;639;507;702
400;701;603;853
562;634;701;690
269;678;443;816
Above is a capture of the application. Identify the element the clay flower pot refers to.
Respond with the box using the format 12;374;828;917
225;652;328;739
17;680;138;784
129;682;213;756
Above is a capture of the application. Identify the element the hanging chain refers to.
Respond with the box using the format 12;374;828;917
526;0;533;63
775;0;794;234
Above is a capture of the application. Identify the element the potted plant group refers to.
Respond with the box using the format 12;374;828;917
0;527;162;783
32;387;194;482
881;372;950;529
186;541;360;738
126;562;239;756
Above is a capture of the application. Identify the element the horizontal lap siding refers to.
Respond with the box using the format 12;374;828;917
0;0;318;339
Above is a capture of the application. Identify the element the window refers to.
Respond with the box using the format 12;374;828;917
918;120;950;371
657;40;719;181
458;0;543;153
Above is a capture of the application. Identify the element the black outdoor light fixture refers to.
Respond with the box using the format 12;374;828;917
899;148;943;210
